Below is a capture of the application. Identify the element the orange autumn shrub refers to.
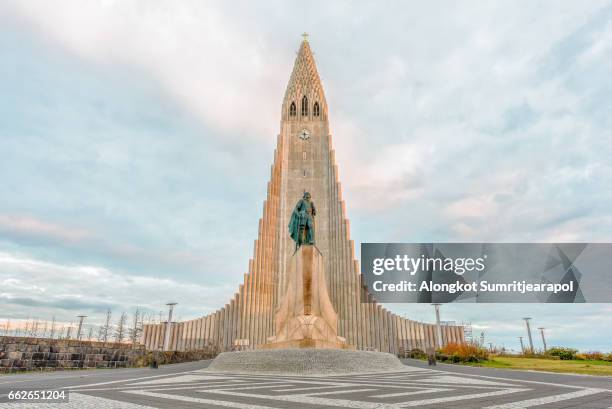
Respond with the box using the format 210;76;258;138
438;342;489;362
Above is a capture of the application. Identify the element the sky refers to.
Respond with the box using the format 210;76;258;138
1;0;612;351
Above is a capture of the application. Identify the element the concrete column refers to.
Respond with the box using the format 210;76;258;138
245;273;253;346
408;320;415;350
418;322;425;350
142;325;150;349
369;300;377;351
200;317;206;348
192;319;199;350
254;232;263;346
247;259;256;346
191;319;197;350
184;320;191;350
228;299;235;349
400;317;408;353
241;277;249;342
171;321;179;350
408;319;415;350
387;311;395;354
202;315;209;349
371;304;379;351
340;216;349;342
353;260;363;350
380;307;389;352
234;291;242;344
328;159;338;318
361;301;369;350
254;224;263;346
155;324;162;350
196;317;203;349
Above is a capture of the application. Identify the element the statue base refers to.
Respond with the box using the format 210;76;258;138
266;245;350;349
206;348;406;375
259;338;354;350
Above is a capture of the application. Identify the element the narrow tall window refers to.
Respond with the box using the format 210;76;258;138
289;102;296;116
313;102;320;117
301;95;308;116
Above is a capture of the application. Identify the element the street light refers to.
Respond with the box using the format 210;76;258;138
538;327;547;352
523;318;534;353
163;303;177;351
431;304;443;348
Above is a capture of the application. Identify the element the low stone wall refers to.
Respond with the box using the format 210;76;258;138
0;336;145;373
144;349;218;366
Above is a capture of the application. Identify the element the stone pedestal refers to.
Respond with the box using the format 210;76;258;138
262;245;350;349
206;349;407;375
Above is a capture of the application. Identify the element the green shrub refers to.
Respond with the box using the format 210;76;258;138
546;347;577;360
406;348;427;359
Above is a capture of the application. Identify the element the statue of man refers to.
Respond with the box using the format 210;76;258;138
289;192;316;249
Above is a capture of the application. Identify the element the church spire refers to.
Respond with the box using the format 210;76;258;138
282;36;328;122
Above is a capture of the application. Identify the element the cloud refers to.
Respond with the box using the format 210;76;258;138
1;0;287;139
0;215;94;243
0;251;232;324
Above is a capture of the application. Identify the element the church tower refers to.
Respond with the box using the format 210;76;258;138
142;37;465;353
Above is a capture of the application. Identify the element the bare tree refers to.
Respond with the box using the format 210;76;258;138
66;322;73;339
128;308;143;346
49;317;56;339
87;326;93;341
101;309;112;342
32;319;39;338
114;312;127;343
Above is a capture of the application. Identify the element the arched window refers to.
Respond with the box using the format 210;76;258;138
289;102;296;116
301;95;308;116
313;102;320;117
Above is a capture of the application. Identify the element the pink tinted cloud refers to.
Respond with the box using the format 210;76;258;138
0;214;93;243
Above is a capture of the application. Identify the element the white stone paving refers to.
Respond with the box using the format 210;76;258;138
483;388;606;408
130;374;230;385
0;392;156;408
4;365;611;408
126;390;282;409
88;370;612;409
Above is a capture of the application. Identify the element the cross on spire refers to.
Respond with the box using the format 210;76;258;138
302;32;309;42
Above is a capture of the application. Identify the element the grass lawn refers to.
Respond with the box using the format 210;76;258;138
464;356;612;376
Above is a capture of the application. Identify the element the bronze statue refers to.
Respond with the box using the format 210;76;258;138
289;192;316;249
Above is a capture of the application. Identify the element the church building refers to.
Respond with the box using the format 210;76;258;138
142;37;465;353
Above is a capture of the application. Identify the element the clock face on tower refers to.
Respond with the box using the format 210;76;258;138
298;129;311;140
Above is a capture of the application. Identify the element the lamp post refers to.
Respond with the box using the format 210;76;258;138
432;303;443;348
523;318;534;353
518;336;524;354
538;327;547;352
163;303;177;351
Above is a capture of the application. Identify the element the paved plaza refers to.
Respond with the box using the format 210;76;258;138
1;360;612;408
